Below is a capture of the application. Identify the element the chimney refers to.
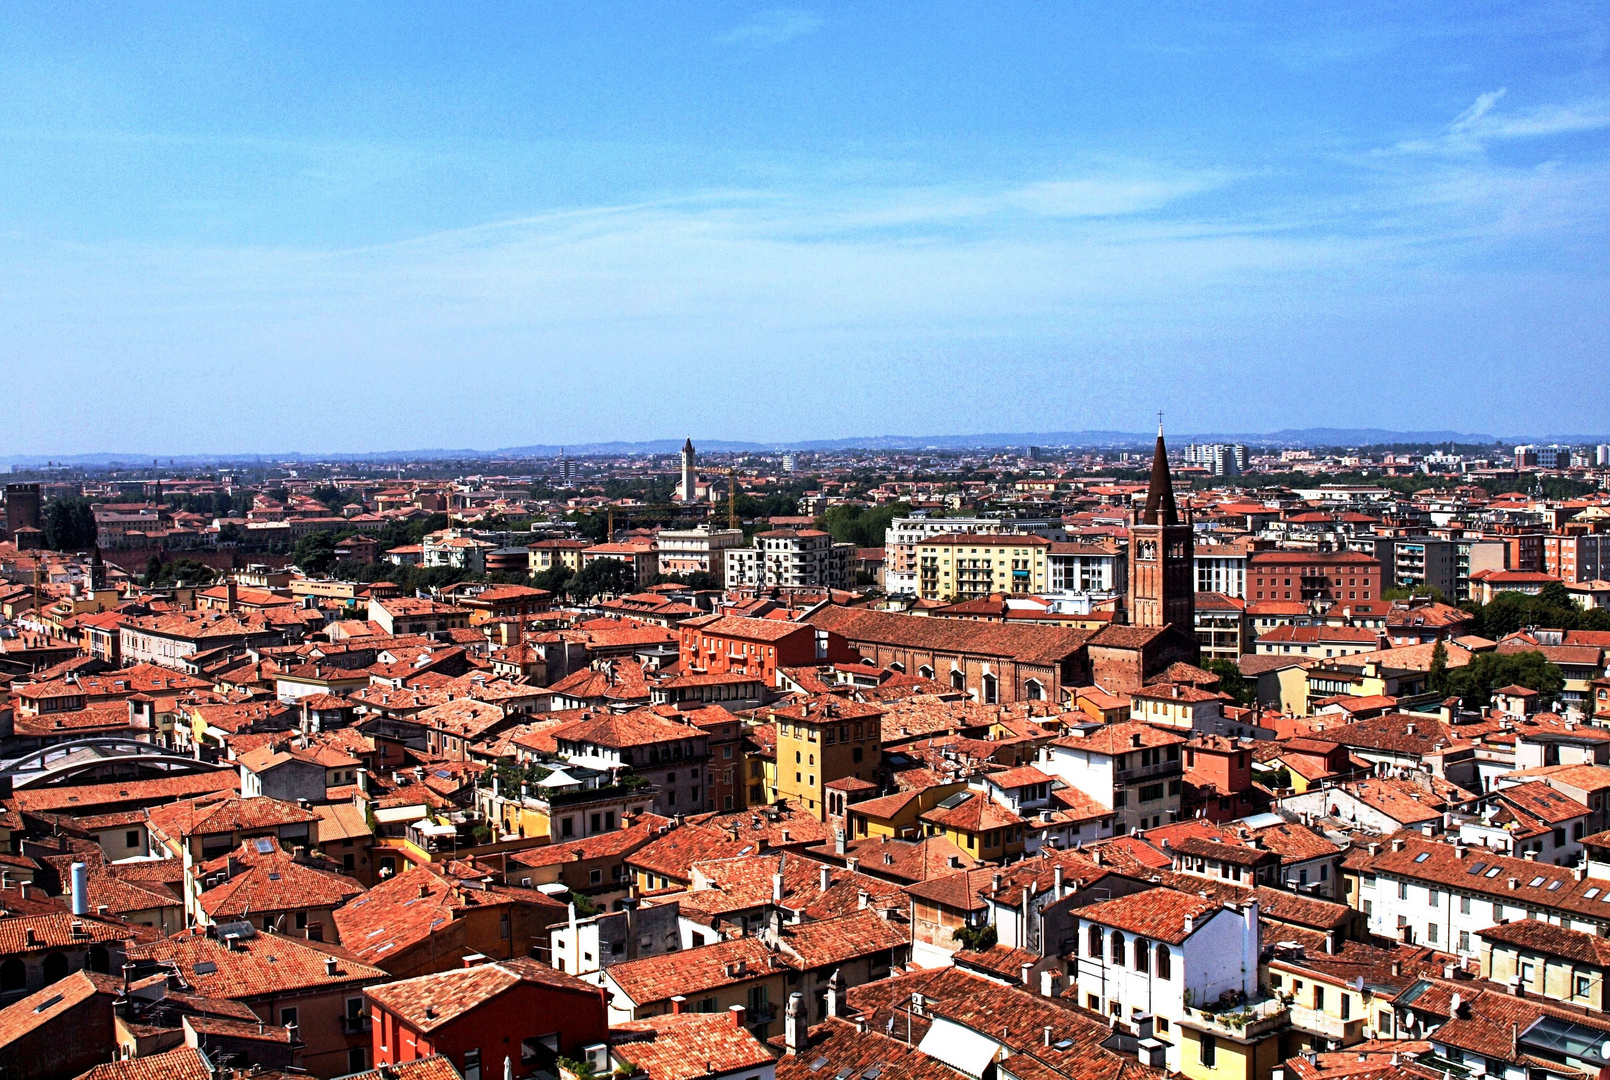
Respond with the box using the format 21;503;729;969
70;862;89;916
834;828;846;856
419;883;431;899
1054;864;1065;901
785;993;805;1054
858;889;869;910
1040;970;1062;998
820;866;831;893
730;1004;746;1029
1021;961;1034;986
672;995;687;1015
772;873;784;903
226;579;238;611
1044;1026;1054;1047
825;970;843;1018
325;956;339;976
1391;838;1405;852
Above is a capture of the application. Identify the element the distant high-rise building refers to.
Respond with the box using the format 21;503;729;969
1184;443;1246;476
781;453;797;473
1596;444;1610;468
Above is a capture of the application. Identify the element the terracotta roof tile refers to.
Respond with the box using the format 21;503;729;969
612;1013;774;1080
366;957;602;1031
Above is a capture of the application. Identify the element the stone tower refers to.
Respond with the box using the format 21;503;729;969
680;438;696;504
1127;423;1195;629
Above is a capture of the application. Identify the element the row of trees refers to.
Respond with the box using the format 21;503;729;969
1462;582;1610;637
1427;645;1565;708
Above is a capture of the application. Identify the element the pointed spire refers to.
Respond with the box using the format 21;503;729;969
1141;423;1179;526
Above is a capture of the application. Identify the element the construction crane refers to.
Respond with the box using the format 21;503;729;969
725;468;739;531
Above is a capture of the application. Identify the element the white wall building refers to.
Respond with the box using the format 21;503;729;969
1072;890;1262;1075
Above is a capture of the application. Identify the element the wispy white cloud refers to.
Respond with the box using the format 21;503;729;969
1388;88;1610;155
717;8;822;47
1449;87;1507;132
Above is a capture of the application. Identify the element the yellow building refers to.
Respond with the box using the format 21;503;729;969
769;696;883;821
915;534;1051;601
847;782;968;840
528;539;589;575
1176;1015;1285;1080
919;787;1027;860
742;722;779;807
1481;918;1610;1012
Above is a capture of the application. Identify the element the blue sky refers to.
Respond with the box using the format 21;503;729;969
3;3;1608;454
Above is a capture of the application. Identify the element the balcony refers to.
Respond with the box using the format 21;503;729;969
1114;760;1181;782
1287;1003;1364;1045
1179;995;1288;1042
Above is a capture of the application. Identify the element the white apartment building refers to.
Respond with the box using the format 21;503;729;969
1071;890;1263;1075
1037;722;1185;835
1045;541;1125;605
884;515;1064;596
723;529;853;589
1357;835;1610;961
656;527;744;586
1194;542;1251;599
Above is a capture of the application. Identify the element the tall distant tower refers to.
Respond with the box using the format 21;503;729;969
680;438;697;504
1127;422;1195;629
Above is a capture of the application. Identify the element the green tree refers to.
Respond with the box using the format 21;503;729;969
532;564;575;595
1538;581;1575;610
1206;659;1256;707
567;558;634;601
1427;640;1450;695
818;501;909;548
292;531;340;574
42;497;98;550
1382;585;1449;605
1444;650;1564;709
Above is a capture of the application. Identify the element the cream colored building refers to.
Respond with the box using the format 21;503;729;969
915;533;1050;600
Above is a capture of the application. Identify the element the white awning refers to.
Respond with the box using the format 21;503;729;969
917;1018;1000;1079
373;804;429;824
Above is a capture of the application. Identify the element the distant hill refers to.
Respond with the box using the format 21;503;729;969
8;427;1608;467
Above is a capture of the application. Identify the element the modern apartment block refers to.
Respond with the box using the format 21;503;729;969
656;527;745;586
723;529;853;589
883;515;1064;595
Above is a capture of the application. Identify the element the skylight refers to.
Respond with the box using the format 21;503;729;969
1485;867;1502;877
1529;876;1546;888
1413;852;1430;863
1467;862;1487;875
254;837;274;854
1585;889;1599;899
1547;881;1562;891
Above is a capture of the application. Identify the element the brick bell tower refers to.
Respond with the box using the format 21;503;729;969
1127;421;1195;629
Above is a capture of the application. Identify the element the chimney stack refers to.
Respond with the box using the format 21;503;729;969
785;993;805;1055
